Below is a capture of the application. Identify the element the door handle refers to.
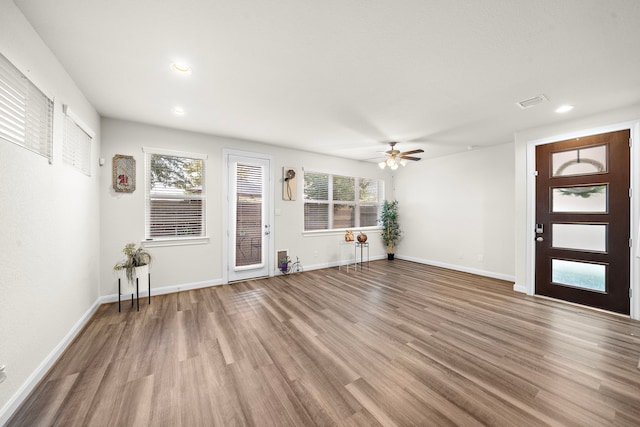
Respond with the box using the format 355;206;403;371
536;237;544;242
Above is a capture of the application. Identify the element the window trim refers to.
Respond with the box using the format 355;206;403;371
303;171;384;232
143;146;208;244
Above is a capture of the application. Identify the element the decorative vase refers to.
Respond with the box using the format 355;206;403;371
357;232;368;243
345;230;354;242
387;253;394;260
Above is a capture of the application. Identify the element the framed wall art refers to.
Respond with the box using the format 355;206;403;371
112;154;136;193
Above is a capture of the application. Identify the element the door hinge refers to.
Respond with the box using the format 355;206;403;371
534;170;538;176
630;188;633;198
630;288;633;299
629;237;633;248
629;137;633;148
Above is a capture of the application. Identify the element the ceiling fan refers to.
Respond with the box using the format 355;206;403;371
378;142;424;170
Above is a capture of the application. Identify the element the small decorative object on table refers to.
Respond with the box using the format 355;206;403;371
113;243;152;311
345;230;354;242
357;232;368;243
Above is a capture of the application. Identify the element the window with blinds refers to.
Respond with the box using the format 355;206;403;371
63;108;92;176
145;150;206;239
304;172;383;231
0;52;53;161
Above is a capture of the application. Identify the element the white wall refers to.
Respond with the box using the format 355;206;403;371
394;143;515;280
514;104;640;320
100;118;392;295
0;0;101;420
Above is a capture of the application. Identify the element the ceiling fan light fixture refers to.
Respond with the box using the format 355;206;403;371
399;158;408;167
390;163;399;170
386;158;396;167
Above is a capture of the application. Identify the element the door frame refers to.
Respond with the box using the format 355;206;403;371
221;148;275;284
524;120;640;320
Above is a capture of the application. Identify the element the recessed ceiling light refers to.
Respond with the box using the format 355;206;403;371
170;62;192;75
555;105;574;113
172;106;186;115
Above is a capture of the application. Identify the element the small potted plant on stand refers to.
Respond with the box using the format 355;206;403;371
279;256;291;274
113;243;152;311
380;200;401;260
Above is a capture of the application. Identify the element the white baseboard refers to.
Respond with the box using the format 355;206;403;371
0;299;101;426
512;283;528;293
300;254;387;273
396;254;516;283
98;278;226;304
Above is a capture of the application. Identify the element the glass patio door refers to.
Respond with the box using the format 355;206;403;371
227;154;271;282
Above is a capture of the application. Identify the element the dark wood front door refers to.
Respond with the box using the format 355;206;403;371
535;130;630;314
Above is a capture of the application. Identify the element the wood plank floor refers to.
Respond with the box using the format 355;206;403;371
8;260;640;426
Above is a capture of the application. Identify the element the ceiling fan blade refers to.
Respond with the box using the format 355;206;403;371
400;155;421;161
399;149;424;156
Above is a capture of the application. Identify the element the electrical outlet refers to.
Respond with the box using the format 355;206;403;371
477;254;484;262
0;365;7;384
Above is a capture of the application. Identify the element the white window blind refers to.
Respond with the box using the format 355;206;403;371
304;172;329;230
235;163;264;267
359;178;380;227
63;106;92;176
304;172;383;231
145;149;206;239
0;52;53;161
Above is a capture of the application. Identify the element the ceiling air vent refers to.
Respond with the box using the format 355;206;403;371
516;94;548;109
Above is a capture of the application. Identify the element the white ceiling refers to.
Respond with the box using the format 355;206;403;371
14;0;640;161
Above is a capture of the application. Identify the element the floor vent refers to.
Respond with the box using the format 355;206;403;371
516;94;548;109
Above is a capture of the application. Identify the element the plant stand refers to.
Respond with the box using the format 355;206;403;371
355;242;369;270
118;272;151;312
338;240;355;272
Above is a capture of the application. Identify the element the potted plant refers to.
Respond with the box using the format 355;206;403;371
279;256;291;274
380;200;401;260
113;243;152;293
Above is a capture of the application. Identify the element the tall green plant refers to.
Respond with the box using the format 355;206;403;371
380;200;401;254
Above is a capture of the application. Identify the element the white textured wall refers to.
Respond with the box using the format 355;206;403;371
394;143;515;280
100;118;392;294
0;0;101;418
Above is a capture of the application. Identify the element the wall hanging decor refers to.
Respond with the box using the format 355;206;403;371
113;154;136;193
282;167;297;200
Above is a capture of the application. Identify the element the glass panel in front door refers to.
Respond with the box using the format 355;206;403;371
235;163;263;268
551;185;607;213
551;223;607;252
551;145;607;177
551;259;606;292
